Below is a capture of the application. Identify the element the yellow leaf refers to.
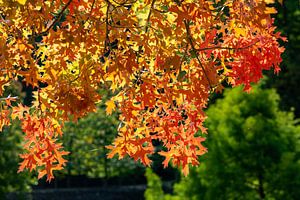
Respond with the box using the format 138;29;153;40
135;127;146;137
16;0;27;5
264;0;275;3
265;7;277;14
132;0;150;26
18;43;26;52
235;27;247;37
105;99;116;115
166;13;176;24
37;46;48;61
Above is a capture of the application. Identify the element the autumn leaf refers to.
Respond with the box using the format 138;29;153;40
16;0;27;5
265;7;277;14
105;99;116;115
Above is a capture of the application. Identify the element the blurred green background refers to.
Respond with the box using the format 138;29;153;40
1;0;299;199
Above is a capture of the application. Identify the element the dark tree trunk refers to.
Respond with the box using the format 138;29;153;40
258;173;265;200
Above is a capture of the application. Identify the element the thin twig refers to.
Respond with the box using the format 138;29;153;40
145;0;156;33
86;0;96;21
108;24;143;29
195;41;259;52
40;0;73;35
184;20;213;91
104;0;111;51
0;96;18;101
179;43;189;73
90;0;96;15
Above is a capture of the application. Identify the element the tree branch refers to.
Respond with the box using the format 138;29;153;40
86;0;96;21
0;95;18;101
145;0;156;33
195;41;259;52
40;0;73;35
184;20;213;91
104;0;111;51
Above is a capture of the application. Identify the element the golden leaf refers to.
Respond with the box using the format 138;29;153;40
265;7;277;14
105;99;116;115
16;0;27;5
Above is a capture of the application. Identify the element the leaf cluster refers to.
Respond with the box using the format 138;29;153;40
0;0;286;180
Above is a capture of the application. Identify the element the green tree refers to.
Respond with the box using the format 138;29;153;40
144;168;165;200
166;85;300;200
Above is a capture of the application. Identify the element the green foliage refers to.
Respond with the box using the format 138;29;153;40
144;168;165;200
0;123;36;199
167;85;300;200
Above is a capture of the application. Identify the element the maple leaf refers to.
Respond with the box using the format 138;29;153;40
0;110;11;132
11;104;29;120
105;99;116;115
